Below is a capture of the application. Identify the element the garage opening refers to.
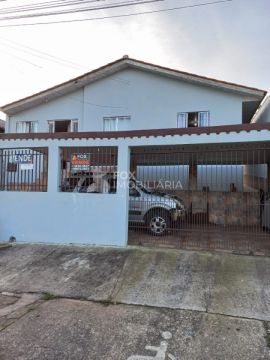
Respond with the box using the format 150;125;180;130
128;142;270;254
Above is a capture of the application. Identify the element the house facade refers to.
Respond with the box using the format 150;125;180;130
3;57;265;133
0;57;270;252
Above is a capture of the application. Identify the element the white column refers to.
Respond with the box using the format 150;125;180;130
116;142;130;246
47;142;60;194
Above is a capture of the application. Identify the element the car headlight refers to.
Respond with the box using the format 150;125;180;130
176;202;185;211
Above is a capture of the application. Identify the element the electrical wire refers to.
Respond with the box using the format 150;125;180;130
0;0;107;15
0;48;43;68
54;89;127;108
0;39;86;70
0;0;165;20
0;0;233;27
0;36;131;83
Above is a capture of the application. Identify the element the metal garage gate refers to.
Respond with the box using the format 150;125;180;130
128;142;270;254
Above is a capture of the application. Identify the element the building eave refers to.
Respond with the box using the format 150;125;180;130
1;123;270;141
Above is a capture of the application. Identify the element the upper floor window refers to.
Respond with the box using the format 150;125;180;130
16;121;38;133
48;119;78;133
103;116;130;131
177;111;209;128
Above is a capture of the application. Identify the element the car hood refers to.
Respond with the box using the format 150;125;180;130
140;193;183;207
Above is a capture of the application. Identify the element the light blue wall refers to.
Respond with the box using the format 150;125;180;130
8;89;83;133
7;68;251;133
1;129;270;245
83;69;245;130
0;140;130;246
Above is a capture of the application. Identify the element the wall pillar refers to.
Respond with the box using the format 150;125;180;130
47;142;60;194
116;143;130;246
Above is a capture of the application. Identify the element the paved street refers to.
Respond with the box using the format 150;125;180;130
0;244;269;359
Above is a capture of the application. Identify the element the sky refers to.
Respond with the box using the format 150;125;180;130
0;0;269;119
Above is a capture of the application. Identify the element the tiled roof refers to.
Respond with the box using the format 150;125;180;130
1;123;270;141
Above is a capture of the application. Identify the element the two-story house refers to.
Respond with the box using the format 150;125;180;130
2;56;266;133
0;56;270;252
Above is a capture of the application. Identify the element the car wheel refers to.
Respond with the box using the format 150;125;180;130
146;210;170;236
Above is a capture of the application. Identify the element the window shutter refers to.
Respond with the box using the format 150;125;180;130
48;121;55;133
71;120;78;132
118;117;130;131
31;122;38;133
104;119;112;131
198;112;209;127
16;122;23;133
177;113;188;128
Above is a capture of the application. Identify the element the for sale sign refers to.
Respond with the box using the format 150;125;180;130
71;153;91;172
9;154;34;170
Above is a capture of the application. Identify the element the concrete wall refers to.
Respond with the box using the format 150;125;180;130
7;68;251;133
0;140;130;246
1;129;270;245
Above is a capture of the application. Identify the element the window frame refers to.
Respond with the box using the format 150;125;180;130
47;119;78;133
16;121;38;133
176;111;210;128
103;116;131;132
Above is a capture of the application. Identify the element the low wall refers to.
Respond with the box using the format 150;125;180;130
0;141;130;246
0;191;128;245
174;191;260;226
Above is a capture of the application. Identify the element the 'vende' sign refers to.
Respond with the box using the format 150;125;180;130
9;154;34;170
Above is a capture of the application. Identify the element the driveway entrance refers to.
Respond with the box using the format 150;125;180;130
128;142;270;254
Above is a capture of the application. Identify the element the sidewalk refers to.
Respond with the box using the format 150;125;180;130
0;244;269;320
0;244;269;359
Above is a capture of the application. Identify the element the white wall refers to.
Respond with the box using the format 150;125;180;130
253;97;270;124
6;68;254;133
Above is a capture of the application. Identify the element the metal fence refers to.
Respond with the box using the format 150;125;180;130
60;146;118;193
0;147;48;192
128;142;270;254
